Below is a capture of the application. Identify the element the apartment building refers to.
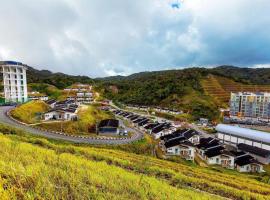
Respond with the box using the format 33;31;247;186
230;92;270;119
0;61;28;103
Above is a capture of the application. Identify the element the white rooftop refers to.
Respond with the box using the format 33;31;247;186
216;124;270;144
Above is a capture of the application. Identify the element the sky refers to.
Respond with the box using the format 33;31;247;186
0;0;270;77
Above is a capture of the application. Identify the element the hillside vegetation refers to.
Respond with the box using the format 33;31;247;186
0;126;270;200
11;101;49;124
98;66;270;121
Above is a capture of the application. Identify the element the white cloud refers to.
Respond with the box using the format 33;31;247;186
0;0;269;77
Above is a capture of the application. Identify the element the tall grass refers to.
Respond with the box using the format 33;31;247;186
1;124;270;200
0;134;217;200
11;100;49;124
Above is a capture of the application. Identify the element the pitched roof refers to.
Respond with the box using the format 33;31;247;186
164;139;181;148
183;129;199;139
237;143;270;158
98;119;119;128
197;137;220;150
45;99;56;105
235;155;261;166
160;129;188;141
229;151;247;158
144;123;159;130
204;146;225;158
180;141;196;147
152;123;171;134
138;119;149;126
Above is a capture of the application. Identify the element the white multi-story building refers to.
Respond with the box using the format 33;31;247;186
0;61;28;103
230;92;270;119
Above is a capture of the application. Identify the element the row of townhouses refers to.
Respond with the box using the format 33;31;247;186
67;92;93;105
125;104;183;115
113;108;268;173
43;99;79;121
113;109;177;139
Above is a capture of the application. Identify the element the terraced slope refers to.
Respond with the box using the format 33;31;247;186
1;131;270;200
201;75;270;107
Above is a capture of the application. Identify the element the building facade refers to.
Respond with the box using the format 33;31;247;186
230;92;270;119
0;61;28;103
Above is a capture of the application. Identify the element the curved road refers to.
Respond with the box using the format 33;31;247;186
0;106;144;144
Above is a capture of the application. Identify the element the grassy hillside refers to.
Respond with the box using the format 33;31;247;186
0;134;216;200
11;101;49;124
0;126;270;199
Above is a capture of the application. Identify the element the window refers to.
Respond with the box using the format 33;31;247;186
216;158;219;163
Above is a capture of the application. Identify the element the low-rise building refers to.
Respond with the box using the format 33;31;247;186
237;143;270;164
216;124;270;150
98;119;119;135
44;108;78;121
204;147;235;169
234;154;264;173
45;99;57;108
29;95;49;101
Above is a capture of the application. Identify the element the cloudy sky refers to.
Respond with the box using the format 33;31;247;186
0;0;269;77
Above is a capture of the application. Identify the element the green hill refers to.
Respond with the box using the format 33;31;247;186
97;66;270;121
1;125;270;200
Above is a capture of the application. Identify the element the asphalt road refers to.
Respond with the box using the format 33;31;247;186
0;106;144;145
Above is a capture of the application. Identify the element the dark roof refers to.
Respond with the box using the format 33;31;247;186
138;119;150;126
235;155;261;166
204;146;225;158
152;124;167;134
164;139;181;148
130;115;140;121
144;123;159;130
229;151;247;158
237;143;270;158
45;99;56;105
160;129;188;141
180;141;195;147
183;129;199;139
197;137;220;150
65;108;77;113
133;118;146;123
98;119;119;128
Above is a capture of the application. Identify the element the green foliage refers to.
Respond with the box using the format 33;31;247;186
99;68;220;121
26;67;94;89
28;83;62;99
211;66;270;85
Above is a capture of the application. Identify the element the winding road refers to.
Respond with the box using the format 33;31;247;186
0;106;144;144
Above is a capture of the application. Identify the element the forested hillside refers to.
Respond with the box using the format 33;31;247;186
0;66;94;89
97;66;270;121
